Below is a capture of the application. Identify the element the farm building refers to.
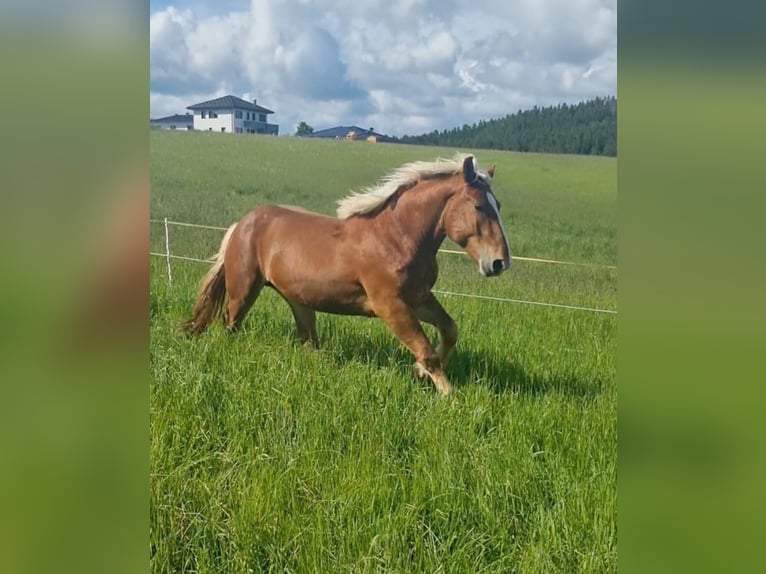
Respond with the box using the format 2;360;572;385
303;125;396;143
150;113;194;131
186;95;279;135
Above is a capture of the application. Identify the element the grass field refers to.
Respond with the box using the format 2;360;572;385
150;131;617;573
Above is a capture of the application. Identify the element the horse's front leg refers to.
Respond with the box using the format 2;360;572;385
373;296;453;395
415;292;457;367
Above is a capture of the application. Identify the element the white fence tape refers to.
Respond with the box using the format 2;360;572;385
150;252;214;264
150;219;616;270
150;218;617;315
432;290;617;315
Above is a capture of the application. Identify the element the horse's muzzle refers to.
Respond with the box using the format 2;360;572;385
479;257;510;277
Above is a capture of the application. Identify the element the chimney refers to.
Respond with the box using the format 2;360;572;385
252;98;257;105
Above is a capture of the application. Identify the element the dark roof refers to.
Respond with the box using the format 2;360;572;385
150;113;194;124
304;125;395;141
187;95;274;114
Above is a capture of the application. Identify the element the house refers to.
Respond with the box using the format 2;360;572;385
150;113;194;131
303;125;396;143
186;95;279;135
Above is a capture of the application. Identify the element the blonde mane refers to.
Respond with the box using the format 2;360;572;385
336;152;492;219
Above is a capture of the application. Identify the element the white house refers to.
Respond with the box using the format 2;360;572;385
186;95;279;135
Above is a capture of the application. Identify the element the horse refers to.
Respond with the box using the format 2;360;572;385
183;153;511;394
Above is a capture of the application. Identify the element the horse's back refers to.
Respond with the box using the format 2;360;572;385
245;204;339;224
276;204;319;215
237;203;350;265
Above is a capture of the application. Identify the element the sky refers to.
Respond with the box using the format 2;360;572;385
150;0;616;137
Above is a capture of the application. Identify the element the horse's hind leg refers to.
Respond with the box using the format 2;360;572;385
224;266;265;332
286;300;319;348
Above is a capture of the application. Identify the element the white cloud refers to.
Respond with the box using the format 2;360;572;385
412;30;458;70
457;61;487;93
150;0;616;136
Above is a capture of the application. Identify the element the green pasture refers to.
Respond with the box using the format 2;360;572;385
150;131;617;573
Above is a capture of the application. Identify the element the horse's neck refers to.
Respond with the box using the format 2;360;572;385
378;178;455;255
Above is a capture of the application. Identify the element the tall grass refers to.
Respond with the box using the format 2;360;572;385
150;131;616;573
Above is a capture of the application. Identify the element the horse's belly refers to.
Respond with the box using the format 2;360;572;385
258;232;373;315
270;278;374;317
312;298;375;316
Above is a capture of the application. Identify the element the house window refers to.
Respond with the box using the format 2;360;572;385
201;111;206;119
235;110;242;119
259;113;266;122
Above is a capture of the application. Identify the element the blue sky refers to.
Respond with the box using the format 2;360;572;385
150;0;616;136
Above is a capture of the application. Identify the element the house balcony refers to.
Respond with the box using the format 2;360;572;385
243;120;279;135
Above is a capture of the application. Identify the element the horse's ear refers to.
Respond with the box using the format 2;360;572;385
487;165;495;178
463;155;477;183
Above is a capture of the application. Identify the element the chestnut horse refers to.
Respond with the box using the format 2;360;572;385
183;154;511;394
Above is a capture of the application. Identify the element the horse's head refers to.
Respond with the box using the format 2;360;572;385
443;156;512;277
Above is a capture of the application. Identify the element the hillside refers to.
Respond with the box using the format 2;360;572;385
401;96;616;157
150;131;616;572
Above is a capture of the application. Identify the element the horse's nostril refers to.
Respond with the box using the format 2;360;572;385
492;259;504;274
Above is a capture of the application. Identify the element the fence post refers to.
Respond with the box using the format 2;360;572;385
164;217;173;284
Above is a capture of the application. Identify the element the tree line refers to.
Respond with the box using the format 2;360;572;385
400;96;616;157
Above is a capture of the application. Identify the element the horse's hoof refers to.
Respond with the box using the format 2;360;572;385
437;383;454;396
412;362;429;379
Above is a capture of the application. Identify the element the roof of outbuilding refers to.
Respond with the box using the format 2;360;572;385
305;125;395;141
150;113;194;123
186;95;274;114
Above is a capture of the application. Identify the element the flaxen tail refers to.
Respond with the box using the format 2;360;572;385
182;223;238;334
